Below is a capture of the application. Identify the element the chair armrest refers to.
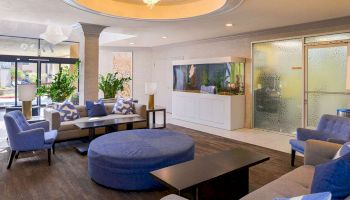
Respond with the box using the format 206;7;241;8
327;138;348;145
133;103;147;119
28;121;50;132
296;128;328;141
11;128;45;151
44;108;61;130
304;140;342;166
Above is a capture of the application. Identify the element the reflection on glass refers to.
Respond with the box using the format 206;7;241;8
173;62;244;95
0;62;16;107
40;40;79;58
0;36;39;56
16;62;38;106
307;46;350;127
305;32;350;44
253;39;303;133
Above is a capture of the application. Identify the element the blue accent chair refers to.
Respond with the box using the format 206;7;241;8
290;114;350;166
4;111;57;169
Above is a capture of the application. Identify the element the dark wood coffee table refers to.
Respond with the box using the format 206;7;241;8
74;116;146;155
151;148;269;200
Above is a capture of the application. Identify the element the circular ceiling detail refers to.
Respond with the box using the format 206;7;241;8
64;0;244;21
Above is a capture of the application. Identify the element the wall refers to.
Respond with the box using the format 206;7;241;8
151;18;350;128
99;46;153;105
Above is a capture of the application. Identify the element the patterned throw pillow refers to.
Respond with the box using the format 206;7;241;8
333;142;350;159
56;101;80;122
112;97;134;115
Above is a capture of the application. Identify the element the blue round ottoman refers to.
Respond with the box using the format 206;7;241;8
88;129;195;190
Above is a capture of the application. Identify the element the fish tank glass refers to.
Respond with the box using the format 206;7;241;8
173;62;245;95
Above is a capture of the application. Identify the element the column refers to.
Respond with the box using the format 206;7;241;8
79;23;107;103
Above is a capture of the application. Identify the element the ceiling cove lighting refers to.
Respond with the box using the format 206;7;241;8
63;0;244;21
143;0;160;8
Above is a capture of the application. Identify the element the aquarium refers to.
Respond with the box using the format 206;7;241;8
173;61;245;95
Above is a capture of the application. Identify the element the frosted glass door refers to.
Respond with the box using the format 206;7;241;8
253;39;303;133
306;45;350;127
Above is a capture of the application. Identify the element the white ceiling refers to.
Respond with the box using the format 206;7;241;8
0;0;350;47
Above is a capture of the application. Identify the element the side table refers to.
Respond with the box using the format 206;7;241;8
146;106;166;129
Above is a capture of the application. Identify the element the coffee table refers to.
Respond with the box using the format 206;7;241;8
151;148;269;200
74;116;146;155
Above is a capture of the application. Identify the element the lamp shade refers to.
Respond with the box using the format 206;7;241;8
145;82;157;95
18;84;37;101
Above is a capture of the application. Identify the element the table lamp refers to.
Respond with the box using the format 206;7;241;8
145;82;157;109
18;84;37;120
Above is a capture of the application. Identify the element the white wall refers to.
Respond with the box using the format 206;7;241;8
99;46;153;105
151;23;350;128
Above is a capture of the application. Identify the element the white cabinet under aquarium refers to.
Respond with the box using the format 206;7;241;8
172;56;246;130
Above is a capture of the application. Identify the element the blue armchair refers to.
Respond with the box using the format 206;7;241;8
290;114;350;166
4;111;57;169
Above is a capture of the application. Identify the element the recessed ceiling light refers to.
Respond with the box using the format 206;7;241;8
162;36;167;39
129;42;135;45
225;23;233;27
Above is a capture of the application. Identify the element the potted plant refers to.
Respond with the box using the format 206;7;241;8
36;61;79;103
98;72;131;101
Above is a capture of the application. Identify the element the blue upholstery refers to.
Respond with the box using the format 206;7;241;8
290;115;350;165
86;99;107;117
4;111;57;168
88;129;195;190
289;139;305;154
311;152;350;200
273;192;332;200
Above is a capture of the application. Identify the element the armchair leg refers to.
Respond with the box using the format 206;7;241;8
7;150;16;169
291;149;296;167
15;151;20;159
52;143;55;155
48;149;51;166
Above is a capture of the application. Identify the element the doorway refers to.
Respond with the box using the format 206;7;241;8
305;44;350;127
0;55;78;108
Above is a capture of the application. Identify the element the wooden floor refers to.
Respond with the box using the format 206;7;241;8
0;124;303;200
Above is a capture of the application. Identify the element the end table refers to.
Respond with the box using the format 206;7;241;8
146;106;166;129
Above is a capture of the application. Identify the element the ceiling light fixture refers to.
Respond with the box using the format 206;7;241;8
143;0;160;8
162;36;167;39
129;42;135;45
225;23;233;27
40;24;72;45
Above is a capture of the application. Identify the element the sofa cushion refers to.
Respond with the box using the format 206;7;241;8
273;192;332;200
311;152;350;200
86;100;108;117
333;141;350;159
113;97;134;115
56;101;80;122
241;165;314;200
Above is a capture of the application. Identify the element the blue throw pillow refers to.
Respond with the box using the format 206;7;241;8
273;192;332;200
86;99;107;117
311;152;350;200
333;141;350;159
112;97;134;115
55;100;80;122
